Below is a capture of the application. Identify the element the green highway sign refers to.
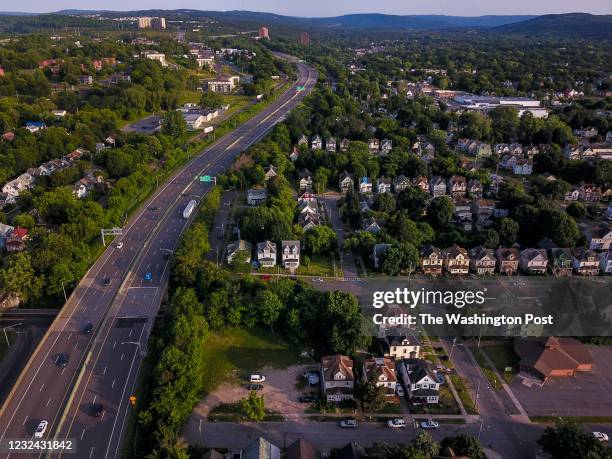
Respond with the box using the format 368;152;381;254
200;175;212;182
296;86;305;91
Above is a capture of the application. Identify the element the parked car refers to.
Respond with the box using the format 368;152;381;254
247;384;264;391
92;403;105;418
250;375;266;383
312;277;324;283
387;418;406;428
396;386;404;397
420;420;439;429
302;371;319;385
299;395;317;403
339;419;358;428
593;432;609;442
34;420;48;438
436;365;450;373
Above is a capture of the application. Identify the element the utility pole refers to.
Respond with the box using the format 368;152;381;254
61;281;68;303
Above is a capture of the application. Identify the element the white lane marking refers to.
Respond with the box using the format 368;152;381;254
92;395;97;405
90;447;95;458
120;353;124;361
39;383;44;392
103;366;107;376
46;398;52;407
74;341;78;349
81;428;86;440
22;416;27;426
128;330;132;338
61;367;66;375
111;379;115;389
113;340;116;349
67;332;73;340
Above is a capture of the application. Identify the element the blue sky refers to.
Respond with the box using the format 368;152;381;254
4;0;612;16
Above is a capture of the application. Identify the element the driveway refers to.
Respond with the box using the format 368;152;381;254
318;193;358;279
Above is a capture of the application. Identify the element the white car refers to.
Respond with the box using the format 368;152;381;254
593;432;609;442
420;420;439;429
339;419;358;428
116;242;123;249
249;375;266;383
396;386;404;397
387;418;406;428
34;420;48;438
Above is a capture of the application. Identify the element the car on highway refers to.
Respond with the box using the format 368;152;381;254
249;374;266;383
34;420;48;438
83;322;93;334
143;272;152;281
103;276;111;287
92;403;105;418
116;242;123;249
299;395;317;403
339;419;358;428
247;384;264;391
387;418;406;428
593;432;609;442
420;420;439;429
55;353;70;368
311;277;324;283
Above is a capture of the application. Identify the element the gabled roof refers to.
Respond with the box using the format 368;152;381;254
257;240;277;254
421;244;442;258
286;439;320;459
514;337;593;378
321;354;353;382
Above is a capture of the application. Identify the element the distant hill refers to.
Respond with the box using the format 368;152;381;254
494;13;612;39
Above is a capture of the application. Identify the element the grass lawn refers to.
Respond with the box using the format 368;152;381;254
365;404;402;415
297;254;336;277
409;385;460;415
207;402;284;422
481;344;520;384
449;375;478;415
200;327;303;394
470;345;503;390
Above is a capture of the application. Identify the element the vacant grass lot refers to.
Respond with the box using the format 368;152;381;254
200;327;302;394
297;254;336;277
482;343;520;384
449;375;478;415
470;345;503;390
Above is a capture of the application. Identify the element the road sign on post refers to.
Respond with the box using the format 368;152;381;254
199;175;216;185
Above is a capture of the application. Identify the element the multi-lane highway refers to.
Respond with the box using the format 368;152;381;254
0;59;316;459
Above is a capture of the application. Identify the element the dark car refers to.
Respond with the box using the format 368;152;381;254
247;384;264;391
299;395;316;403
84;322;93;334
55;353;70;368
103;277;111;287
92;403;105;418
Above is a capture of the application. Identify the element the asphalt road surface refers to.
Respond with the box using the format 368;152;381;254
0;59;316;459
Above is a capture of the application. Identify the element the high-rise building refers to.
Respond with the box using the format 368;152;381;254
137;17;152;29
151;17;166;30
258;26;270;40
300;31;310;46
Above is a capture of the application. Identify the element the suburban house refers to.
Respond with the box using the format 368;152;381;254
397;359;440;404
339;172;354;194
207;74;239;93
297;135;308;146
362;216;381;233
444;245;470;275
264;165;278;181
247;188;268;206
496;248;520;275
299;213;321;231
469;246;496;275
429;176;447;197
514;337;593;383
420;245;444;275
579;184;602;202
24;121;46;133
472;199;495;222
453;198;473;227
376;177;392;194
299;201;318;216
286;439;320;459
548;247;573;276
392;175;410;193
281;240;300;271
583;226;612;251
471;142;492;158
564;188;580;202
362;357;397;397
321;354;354;402
289;147;300;162
447;175;467;196
2;173;35;198
381;139;393;154
467;179;483;197
298;190;317;204
311;135;323;150
368;138;380;153
412;176;429;193
299;170;313;190
240;437;281;459
0;223;14;248
372;243;392;269
256;240;277;268
6;227;28;252
600;249;612;274
572;248;600;276
339;138;350;152
226;240;252;264
325;137;336;152
380;334;420;359
520;249;549;275
359;177;372;193
513;159;533;175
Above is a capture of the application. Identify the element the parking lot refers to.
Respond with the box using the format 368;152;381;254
121;115;162;134
511;345;612;416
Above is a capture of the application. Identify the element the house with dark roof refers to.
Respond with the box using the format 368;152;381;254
495;248;519;275
572;248;600;276
337;442;365;459
420;245;444;275
514;337;593;383
286;439;320;459
380;334;420;359
372;243;391;269
362;357;397;397
256;240;277;268
444;245;469;275
548;247;573;277
520;249;548;275
321;354;354;402
397;359;440;404
240;437;281;459
469;246;495;275
339;172;354;194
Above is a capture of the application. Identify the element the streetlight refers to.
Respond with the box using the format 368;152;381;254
2;323;22;349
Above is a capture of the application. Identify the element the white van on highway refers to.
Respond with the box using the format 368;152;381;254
34;420;48;438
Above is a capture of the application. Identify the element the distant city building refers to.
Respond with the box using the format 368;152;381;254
138;17;166;30
300;31;310;46
259;26;270;40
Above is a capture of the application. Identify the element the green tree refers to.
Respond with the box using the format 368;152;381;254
440;435;485;459
497;218;520;246
161;110;187;138
257;290;283;332
380;243;419;276
12;213;35;230
199;91;223;109
427;196;454;229
303;226;337;255
538;420;605;459
0;252;43;302
374;192;397;213
240;391;266;422
358;377;387;412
